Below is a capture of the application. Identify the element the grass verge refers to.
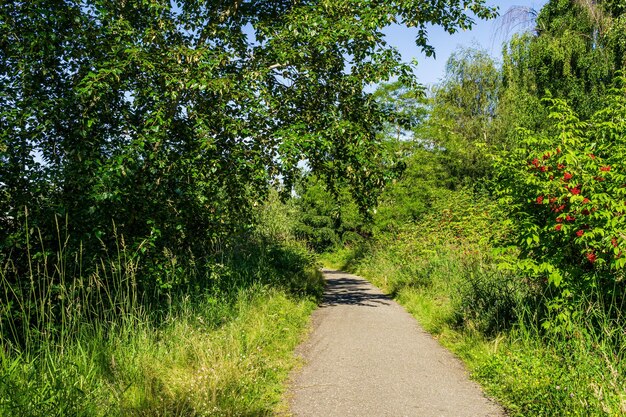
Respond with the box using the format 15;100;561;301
322;191;626;416
0;240;324;416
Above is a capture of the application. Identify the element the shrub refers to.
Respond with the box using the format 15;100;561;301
495;75;626;327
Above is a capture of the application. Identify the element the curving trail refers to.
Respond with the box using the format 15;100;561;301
288;269;505;417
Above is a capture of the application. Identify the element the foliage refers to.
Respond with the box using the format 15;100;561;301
370;80;428;142
530;0;625;117
0;0;497;293
499;33;548;143
292;175;364;252
0;198;324;416
494;77;626;326
421;47;502;184
499;0;626;127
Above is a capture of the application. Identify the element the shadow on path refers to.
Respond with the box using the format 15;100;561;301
321;273;391;308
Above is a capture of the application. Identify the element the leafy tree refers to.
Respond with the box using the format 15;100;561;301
501;0;626;122
293;175;364;252
420;47;502;184
498;33;548;145
0;0;497;288
371;80;428;142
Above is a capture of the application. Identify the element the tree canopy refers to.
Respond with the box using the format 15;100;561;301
0;0;496;287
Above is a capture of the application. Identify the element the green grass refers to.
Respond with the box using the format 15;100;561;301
323;192;626;416
0;235;324;416
1;287;319;416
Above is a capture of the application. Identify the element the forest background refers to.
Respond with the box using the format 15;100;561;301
1;0;626;415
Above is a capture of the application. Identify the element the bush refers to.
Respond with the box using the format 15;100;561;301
495;76;626;326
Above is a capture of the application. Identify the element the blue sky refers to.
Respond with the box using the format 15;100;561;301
383;0;548;85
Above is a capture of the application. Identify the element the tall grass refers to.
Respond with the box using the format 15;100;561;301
0;203;323;416
325;189;626;416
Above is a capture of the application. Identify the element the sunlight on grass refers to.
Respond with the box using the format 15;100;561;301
330;191;626;416
0;232;323;416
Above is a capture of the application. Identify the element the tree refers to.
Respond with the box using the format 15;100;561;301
503;0;626;120
421;47;502;184
0;0;497;288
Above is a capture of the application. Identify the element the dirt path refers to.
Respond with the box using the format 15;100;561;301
287;269;504;417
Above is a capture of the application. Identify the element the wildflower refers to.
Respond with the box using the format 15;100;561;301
531;158;540;167
586;252;597;263
576;230;584;237
566;214;576;222
588;153;596;159
558;164;566;170
536;196;544;204
540;166;548;172
570;187;581;195
600;166;611;172
555;224;562;231
582;197;590;204
563;172;573;181
556;217;563;223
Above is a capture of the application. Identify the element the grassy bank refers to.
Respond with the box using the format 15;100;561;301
0;234;323;416
323;190;626;416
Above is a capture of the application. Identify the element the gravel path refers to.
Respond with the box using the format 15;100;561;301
287;269;505;417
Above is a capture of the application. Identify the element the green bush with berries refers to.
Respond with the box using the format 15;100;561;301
496;76;626;325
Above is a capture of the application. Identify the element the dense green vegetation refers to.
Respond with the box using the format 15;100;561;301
3;0;626;414
299;1;626;415
0;0;498;414
0;196;326;416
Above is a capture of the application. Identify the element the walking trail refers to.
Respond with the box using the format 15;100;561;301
288;269;504;417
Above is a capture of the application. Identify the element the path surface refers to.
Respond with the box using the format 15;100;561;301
288;269;504;417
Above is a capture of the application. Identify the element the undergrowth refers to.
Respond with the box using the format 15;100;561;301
323;189;626;416
0;196;324;416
